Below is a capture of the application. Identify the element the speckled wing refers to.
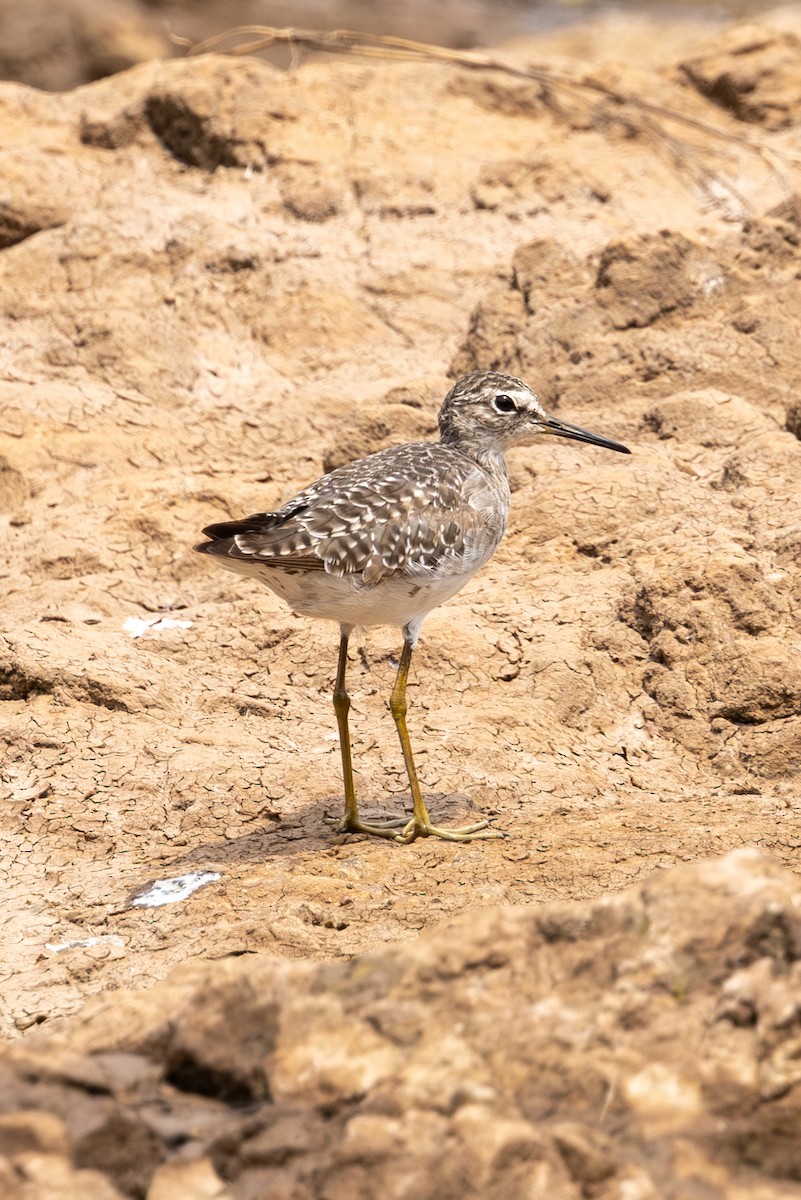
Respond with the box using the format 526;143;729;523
197;442;504;585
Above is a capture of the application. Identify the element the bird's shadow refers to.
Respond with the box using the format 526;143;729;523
161;790;485;872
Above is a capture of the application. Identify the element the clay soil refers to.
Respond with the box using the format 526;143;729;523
3;6;801;1197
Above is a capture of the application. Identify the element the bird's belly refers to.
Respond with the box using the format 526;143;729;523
211;556;485;629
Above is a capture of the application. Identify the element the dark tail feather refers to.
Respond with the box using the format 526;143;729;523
194;537;225;554
195;512;281;555
200;513;279;540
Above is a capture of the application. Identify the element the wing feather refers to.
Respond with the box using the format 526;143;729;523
195;442;506;583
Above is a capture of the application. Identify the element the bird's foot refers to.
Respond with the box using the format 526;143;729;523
396;816;505;844
332;810;505;844
335;813;409;841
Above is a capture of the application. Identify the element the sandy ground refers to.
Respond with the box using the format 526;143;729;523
2;5;801;1193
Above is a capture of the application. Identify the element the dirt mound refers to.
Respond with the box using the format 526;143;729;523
2;849;801;1199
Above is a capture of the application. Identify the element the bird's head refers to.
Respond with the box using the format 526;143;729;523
438;371;630;457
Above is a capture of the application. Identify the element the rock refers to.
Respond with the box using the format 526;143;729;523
147;1158;231;1200
595;231;707;329
681;25;801;129
0;1111;69;1158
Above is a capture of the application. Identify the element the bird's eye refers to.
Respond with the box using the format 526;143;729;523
493;394;517;414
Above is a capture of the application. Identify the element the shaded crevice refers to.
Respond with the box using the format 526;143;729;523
143;94;273;171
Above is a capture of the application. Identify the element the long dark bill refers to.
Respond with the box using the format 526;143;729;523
542;416;630;455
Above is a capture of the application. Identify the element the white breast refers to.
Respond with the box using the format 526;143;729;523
211;552;492;631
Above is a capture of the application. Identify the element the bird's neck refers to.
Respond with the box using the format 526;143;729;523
473;445;509;484
443;433;510;488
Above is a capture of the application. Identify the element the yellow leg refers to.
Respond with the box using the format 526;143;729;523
390;638;504;843
334;630;406;841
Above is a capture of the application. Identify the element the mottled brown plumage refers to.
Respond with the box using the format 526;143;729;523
200;441;502;585
196;370;630;843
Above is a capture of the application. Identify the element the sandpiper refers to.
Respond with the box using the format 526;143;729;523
195;370;630;843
